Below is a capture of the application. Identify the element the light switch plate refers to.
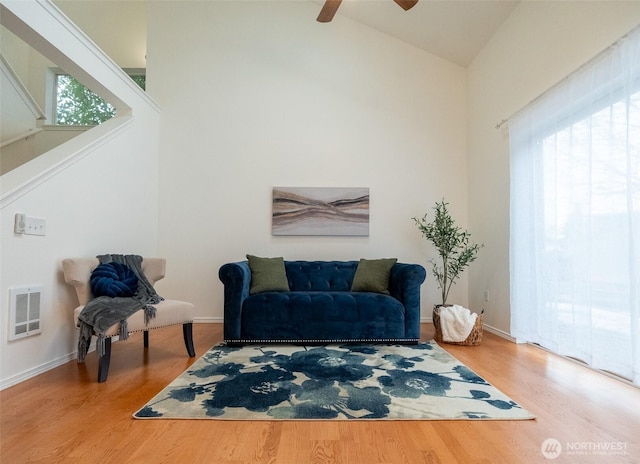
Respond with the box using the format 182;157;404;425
14;214;46;236
24;216;46;236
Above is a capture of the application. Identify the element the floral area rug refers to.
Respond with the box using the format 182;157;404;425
133;342;535;420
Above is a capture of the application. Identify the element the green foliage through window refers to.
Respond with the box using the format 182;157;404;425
55;73;146;126
130;75;146;91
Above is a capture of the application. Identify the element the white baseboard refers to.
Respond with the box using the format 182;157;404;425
194;316;222;323
422;316;518;344
482;324;518;343
0;351;77;391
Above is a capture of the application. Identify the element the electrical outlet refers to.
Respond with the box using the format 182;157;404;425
484;290;490;302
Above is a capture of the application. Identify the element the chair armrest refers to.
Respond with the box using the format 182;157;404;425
62;258;99;305
218;261;252;341
141;257;166;286
389;263;426;339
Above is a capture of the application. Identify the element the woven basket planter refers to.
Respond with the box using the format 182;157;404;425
433;305;484;346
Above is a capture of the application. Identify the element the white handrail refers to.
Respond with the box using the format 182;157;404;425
0;54;46;121
0;128;43;148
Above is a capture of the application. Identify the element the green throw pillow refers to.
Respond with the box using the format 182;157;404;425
246;254;290;294
351;258;397;295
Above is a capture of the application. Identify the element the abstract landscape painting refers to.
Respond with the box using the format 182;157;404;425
272;187;369;236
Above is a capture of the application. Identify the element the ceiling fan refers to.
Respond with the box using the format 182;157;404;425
317;0;418;23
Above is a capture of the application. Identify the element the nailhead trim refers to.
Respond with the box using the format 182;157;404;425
224;338;419;344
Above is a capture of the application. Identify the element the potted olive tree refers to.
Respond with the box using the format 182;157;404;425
413;199;483;306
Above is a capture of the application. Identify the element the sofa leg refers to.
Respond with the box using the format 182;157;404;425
183;323;196;357
143;330;149;348
97;337;112;383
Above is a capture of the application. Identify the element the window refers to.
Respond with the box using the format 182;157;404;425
509;26;640;386
50;68;145;125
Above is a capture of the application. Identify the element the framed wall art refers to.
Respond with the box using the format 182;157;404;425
272;187;369;236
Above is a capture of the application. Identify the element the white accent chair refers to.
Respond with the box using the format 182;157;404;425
62;257;195;382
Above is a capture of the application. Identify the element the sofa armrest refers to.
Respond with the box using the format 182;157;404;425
389;263;426;339
218;261;252;341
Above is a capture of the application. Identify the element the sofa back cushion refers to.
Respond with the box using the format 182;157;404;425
285;261;357;292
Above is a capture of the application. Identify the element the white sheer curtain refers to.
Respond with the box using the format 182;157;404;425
510;26;640;386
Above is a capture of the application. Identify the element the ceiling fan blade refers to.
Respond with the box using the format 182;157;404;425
393;0;418;11
317;0;342;23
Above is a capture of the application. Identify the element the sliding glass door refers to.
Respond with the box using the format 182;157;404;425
509;26;640;386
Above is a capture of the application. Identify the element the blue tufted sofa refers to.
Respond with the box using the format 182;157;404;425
219;260;426;345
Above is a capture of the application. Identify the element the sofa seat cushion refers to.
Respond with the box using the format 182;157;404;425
241;291;407;341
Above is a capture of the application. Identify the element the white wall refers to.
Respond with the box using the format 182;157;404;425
54;0;147;69
0;1;160;389
467;1;640;336
147;1;469;321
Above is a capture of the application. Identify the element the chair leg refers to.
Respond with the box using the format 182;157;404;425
97;337;112;383
183;323;196;357
143;330;149;348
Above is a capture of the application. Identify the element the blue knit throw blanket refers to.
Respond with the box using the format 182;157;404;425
77;254;163;362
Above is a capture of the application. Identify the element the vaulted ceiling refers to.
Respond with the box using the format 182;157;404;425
313;0;520;67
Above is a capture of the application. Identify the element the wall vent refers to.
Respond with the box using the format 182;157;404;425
9;286;43;341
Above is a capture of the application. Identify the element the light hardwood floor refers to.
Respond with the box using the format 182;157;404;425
1;324;638;464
